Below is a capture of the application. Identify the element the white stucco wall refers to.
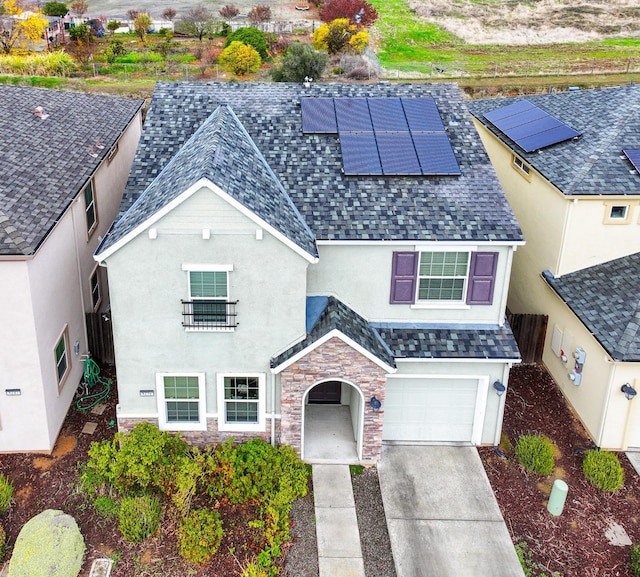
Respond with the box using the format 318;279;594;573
307;243;515;324
103;187;309;419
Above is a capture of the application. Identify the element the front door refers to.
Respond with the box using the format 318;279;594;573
308;381;341;404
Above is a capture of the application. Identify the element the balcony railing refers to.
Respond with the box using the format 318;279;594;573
181;300;238;329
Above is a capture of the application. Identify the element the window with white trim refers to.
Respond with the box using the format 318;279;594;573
512;154;531;180
217;374;265;432
84;180;97;234
90;268;101;311
54;328;70;390
604;203;631;224
417;251;470;302
157;373;206;431
181;265;237;330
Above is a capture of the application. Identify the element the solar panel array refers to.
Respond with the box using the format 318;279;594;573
300;97;461;176
623;149;640;172
483;99;581;153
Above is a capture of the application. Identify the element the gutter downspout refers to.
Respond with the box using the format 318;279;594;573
595;359;616;448
494;362;514;448
270;372;276;446
556;198;577;276
71;198;89;353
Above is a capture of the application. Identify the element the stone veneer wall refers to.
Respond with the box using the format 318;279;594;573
117;417;278;447
279;336;388;462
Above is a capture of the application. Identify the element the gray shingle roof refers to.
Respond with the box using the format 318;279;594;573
270;296;396;369
373;323;521;360
98;105;317;257
114;82;523;244
0;85;142;256
467;85;640;196
542;253;640;361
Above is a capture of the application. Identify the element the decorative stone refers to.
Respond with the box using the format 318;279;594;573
8;509;85;577
604;521;632;546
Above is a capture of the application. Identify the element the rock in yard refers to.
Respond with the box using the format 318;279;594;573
8;509;85;577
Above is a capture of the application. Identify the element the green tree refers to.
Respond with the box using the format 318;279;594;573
133;12;152;42
176;4;215;41
218;40;261;75
42;1;68;17
106;20;122;34
68;21;91;43
271;41;328;82
225;26;267;59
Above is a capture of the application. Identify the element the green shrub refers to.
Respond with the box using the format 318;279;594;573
94;495;119;519
271;41;328;82
515;435;555;475
0;474;13;514
631;544;640;577
178;508;223;564
0;523;6;561
225;27;268;58
582;450;624;492
118;495;162;543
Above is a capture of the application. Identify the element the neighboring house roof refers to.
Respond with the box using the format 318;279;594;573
0;86;142;256
114;82;523;245
542;252;640;362
467;85;640;196
373;323;521;360
98;105;318;259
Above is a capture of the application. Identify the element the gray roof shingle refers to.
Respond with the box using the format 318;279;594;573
0;85;142;256
373;323;521;360
467;85;640;196
99;104;317;257
111;82;523;245
542;253;640;361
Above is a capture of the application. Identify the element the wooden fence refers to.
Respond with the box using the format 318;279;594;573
86;313;115;365
507;312;548;364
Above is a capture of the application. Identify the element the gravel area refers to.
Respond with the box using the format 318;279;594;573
284;466;397;577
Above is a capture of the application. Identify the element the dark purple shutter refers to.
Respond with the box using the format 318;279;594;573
466;252;498;305
390;252;418;304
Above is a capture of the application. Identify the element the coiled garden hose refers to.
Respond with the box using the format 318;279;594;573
75;357;111;412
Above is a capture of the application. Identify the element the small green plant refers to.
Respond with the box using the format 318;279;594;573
515;541;533;577
94;495;120;519
178;508;223;564
0;473;13;514
349;464;364;475
118;495;162;543
631;544;640;577
0;523;6;561
582;450;624;492
515;434;555;475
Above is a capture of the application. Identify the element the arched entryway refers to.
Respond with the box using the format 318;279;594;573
301;379;364;463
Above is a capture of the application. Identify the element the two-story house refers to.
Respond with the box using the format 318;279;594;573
95;82;524;463
468;85;640;451
0;86;143;453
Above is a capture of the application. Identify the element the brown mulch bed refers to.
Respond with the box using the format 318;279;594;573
479;363;640;577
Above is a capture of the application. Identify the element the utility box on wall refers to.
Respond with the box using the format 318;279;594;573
568;347;586;385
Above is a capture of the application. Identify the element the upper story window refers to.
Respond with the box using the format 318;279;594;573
512;154;532;180
84;180;97;234
604;203;631;224
157;373;206;431
390;250;498;307
181;265;237;331
54;327;70;391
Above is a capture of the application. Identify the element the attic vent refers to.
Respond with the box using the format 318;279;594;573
33;106;49;120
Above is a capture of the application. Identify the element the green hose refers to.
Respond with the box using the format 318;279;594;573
76;357;111;412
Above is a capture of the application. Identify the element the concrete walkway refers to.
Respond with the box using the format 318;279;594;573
312;464;365;577
378;445;525;577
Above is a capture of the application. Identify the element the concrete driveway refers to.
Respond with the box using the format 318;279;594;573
378;445;525;577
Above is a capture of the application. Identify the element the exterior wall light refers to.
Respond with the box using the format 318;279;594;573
370;396;382;411
493;381;506;396
621;384;637;400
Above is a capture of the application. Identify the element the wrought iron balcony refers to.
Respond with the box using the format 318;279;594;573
181;300;238;329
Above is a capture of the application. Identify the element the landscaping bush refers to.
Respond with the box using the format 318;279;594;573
0;52;75;76
0;523;6;561
515;434;555;475
582;450;624;492
219;41;261;75
118;495;162;543
631;544;640;577
93;495;119;519
0;473;13;514
178;508;223;564
225;27;268;59
271;41;328;82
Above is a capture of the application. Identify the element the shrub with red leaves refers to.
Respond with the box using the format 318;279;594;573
319;0;378;26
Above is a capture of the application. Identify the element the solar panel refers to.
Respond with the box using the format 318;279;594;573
368;98;408;132
300;98;337;133
335;98;372;132
375;132;421;174
413;133;461;175
401;98;445;132
340;132;382;175
623;149;640;172
483;99;580;152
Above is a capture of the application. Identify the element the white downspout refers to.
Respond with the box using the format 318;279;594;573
270;372;276;446
494;362;512;446
71;197;89;351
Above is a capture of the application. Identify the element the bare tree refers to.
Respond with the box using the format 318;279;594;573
247;5;271;24
161;7;176;21
127;9;139;20
70;0;88;17
176;4;215;41
219;4;239;20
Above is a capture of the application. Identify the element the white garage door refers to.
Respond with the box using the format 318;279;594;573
382;377;482;443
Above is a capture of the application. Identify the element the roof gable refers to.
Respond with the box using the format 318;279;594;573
97;105;317;260
0;85;142;256
468;85;640;196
